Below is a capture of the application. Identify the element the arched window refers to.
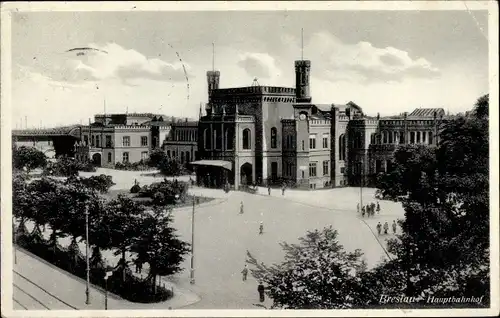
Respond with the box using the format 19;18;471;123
376;134;382;144
370;133;376;144
383;131;388;144
339;134;346;160
394;131;399;144
243;128;251;149
214;128;222;149
388;131;393;143
354;132;362;148
203;129;211;149
271;127;277;148
225;127;234;149
181;151;185;163
186;151;190;163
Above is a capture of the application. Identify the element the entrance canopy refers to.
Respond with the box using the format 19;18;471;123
190;160;232;171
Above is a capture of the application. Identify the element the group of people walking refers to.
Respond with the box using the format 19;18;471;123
358;201;380;217
376;220;398;235
267;183;287;196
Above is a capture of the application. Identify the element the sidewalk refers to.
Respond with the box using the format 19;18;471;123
13;248;201;310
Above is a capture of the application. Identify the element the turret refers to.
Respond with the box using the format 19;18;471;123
206;70;220;100
295;60;312;103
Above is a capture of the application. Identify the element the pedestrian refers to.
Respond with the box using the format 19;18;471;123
241;265;248;281
392;220;397;234
240;201;244;214
259;221;264;235
383;221;389;235
376;201;381;214
268;184;271;195
361;206;365;217
376;222;382;235
258;282;265;302
370;202;375;214
366;205;371;217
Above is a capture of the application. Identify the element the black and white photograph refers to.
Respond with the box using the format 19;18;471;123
1;1;498;316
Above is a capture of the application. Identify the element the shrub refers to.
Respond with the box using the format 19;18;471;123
130;184;141;194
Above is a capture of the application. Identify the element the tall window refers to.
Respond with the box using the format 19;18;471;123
323;160;329;176
370;133;376;144
271;127;277;148
122;136;130;147
122;152;129;163
339;134;346;160
141;151;148;160
429;131;434;144
400;132;405;144
204;129;211;149
309;162;317;177
186;151;190;163
141;136;148;146
322;134;329;148
167;150;171;158
394;132;399;144
181;151;185;163
107;152;112;163
383;131;388;144
92;135;95;147
106;135;112;148
355;132;362;148
309;134;316;149
388;131;393;143
410;132;415;144
84;135;89;146
242;128;251;149
301;140;305;151
96;135;101;148
225;127;234;149
214;129;222;149
416;131;421;143
376;134;382;144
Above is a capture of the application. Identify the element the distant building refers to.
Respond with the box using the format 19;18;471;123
75;113;170;167
194;56;446;190
163;120;199;165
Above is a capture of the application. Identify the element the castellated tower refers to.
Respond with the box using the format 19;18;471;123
295;60;312;103
206;70;220;99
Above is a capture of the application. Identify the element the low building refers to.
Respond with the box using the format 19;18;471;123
163;120;199;165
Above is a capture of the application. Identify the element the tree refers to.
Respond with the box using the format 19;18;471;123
147;149;167;168
373;94;490;303
12;145;47;172
246;226;366;309
106;195;145;281
66;174;115;193
158;158;185;177
131;207;190;295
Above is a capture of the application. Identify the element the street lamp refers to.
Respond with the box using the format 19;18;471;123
190;196;196;284
85;206;91;305
104;270;112;310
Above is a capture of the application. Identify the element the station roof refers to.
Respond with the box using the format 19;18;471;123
190;160;232;171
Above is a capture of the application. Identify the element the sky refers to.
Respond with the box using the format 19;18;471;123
10;9;489;128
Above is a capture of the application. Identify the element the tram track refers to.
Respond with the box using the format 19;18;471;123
13;270;77;310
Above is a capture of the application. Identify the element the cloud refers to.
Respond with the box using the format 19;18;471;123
237;52;281;80
42;43;192;85
301;32;440;83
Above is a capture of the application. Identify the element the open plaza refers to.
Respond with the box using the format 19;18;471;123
13;168;404;310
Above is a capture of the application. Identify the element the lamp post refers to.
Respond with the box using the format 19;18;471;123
104;270;112;310
190;196;196;284
85;206;90;305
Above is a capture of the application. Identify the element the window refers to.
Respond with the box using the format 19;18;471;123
181;151;185;163
107;153;112;163
122;152;129;163
301;170;305;178
141;151;148;161
141;136;148;147
388;131;393;143
322;134;329;148
422;131;427;143
122;136;130;147
416;131;421;143
84;135;89;146
204;129;211;149
428;131;434;144
400;132;405;144
323;161;329;176
383;131;388;144
394;132;399;144
186;151;190;163
92;135;95;147
271;127;278;148
376;160;384;173
301;140;305;151
106;135;112;148
370;133;376;144
341;167;345;174
167;150;171;158
214;129;222;149
309;134;316;149
410;132;415;144
242;128;251;149
339;134;346;160
376;134;382;144
225;127;234;149
309;162;317;177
